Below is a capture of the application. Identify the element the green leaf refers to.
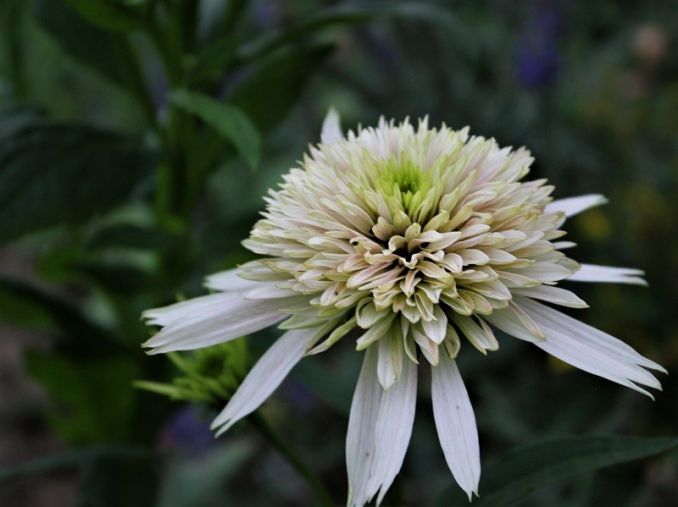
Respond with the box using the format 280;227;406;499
170;90;261;170
236;10;370;63
25;352;141;444
185;37;238;86
86;223;175;251
0;104;44;137
1;447;150;482
0;117;156;242
64;0;144;32
0;278;58;331
436;435;678;507
0;445;152;484
0;444;158;507
237;4;475;64
229;43;335;133
0;277;116;352
157;441;253;507
34;0;140;89
70;261;157;294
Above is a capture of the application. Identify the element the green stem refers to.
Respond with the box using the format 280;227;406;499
119;37;158;130
146;17;182;85
250;412;334;507
2;0;27;99
142;7;194;225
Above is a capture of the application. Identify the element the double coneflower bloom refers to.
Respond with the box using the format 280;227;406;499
143;112;664;505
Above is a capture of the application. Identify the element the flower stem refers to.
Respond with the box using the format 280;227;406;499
250;412;334;507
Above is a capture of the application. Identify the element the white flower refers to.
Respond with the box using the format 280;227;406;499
143;111;665;505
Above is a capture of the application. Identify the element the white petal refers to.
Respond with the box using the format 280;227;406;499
545;194;607;217
431;356;480;500
552;241;576;250
142;292;240;327
516;297;664;397
279;309;328;330
356;300;387;329
356;313;396;350
512;285;588;308
143;294;290;354
482;303;544;342
346;347;381;507
510;262;573;283
204;268;258;291
321;107;343;144
412;325;440;365
245;284;298;300
306;317;356;355
518;296;665;372
567;264;647;286
454;315;499;354
211;327;318;435
422;305;448;344
377;327;403;390
369;357;417;505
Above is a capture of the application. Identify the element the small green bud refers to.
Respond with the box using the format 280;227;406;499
135;340;248;404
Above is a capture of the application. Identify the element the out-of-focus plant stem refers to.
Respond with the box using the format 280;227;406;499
143;7;194;229
118;37;158;130
250;412;334;507
222;0;250;35
1;1;27;99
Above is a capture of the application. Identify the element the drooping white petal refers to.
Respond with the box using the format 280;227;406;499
545;194;607;217
513;285;588;308
567;264;647;286
143;294;294;354
516;297;664;397
211;327;319;435
369;356;417;505
482;302;544;342
431;355;480;500
204;268;258;292
321;107;343;144
346;347;381;507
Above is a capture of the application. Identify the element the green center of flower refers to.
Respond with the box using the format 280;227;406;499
377;159;432;217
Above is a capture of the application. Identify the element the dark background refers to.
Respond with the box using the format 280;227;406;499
0;1;676;506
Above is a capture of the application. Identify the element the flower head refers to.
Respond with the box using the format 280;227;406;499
143;111;665;505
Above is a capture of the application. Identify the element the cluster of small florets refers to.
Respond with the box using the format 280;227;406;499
231;119;579;372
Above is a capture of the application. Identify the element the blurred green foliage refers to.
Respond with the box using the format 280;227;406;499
0;0;676;506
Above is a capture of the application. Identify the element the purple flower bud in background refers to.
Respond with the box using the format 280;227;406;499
516;0;564;89
162;406;215;457
285;379;316;413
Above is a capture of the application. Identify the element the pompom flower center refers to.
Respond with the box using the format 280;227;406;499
376;159;431;216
